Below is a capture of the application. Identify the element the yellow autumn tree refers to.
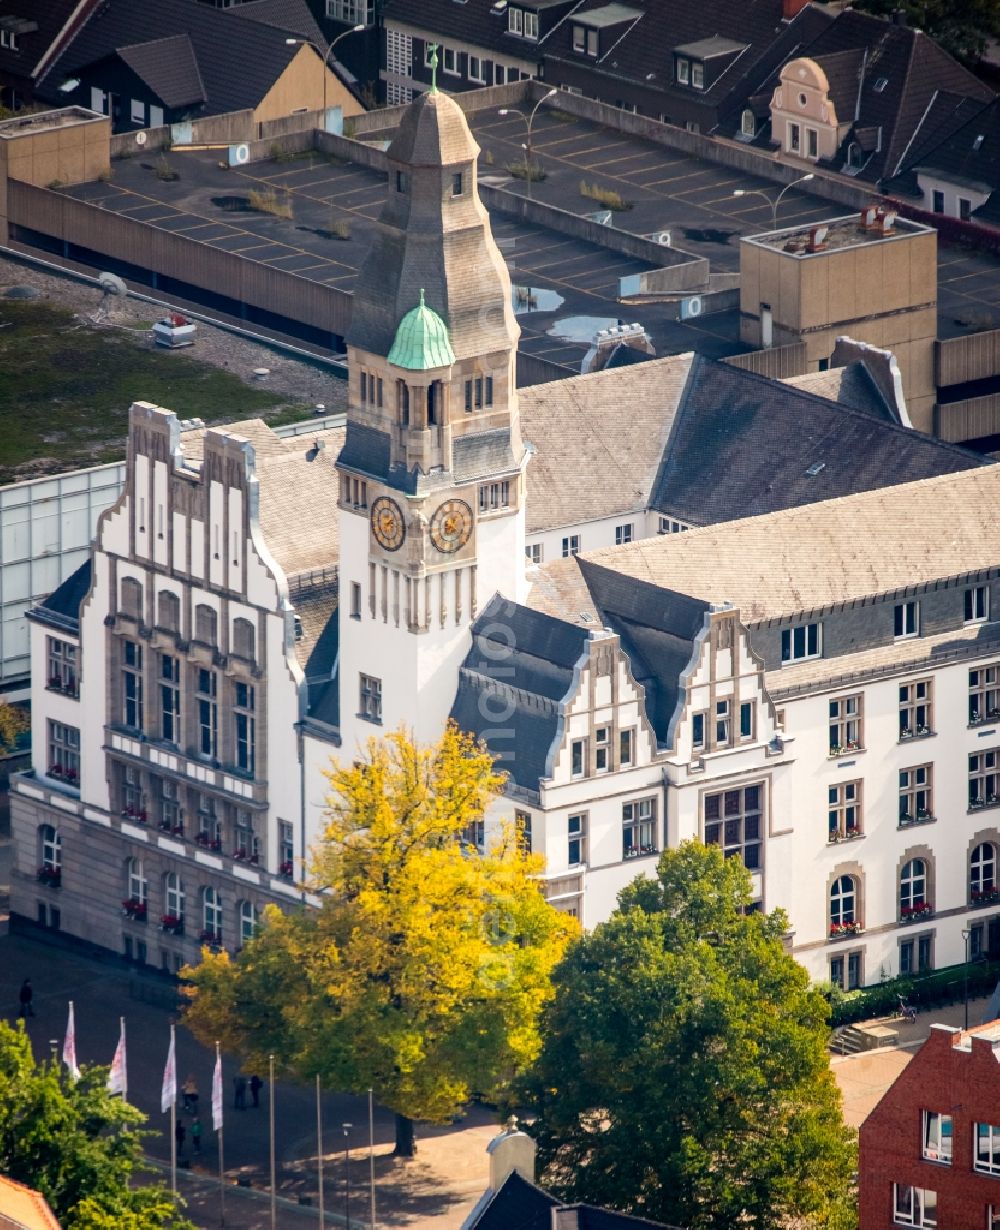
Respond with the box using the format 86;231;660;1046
182;724;577;1155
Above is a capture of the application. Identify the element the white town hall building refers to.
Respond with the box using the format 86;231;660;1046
11;83;1000;992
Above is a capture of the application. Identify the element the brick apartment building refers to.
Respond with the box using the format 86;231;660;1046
861;1022;1000;1229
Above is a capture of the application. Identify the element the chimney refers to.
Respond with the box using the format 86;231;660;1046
581;322;654;373
487;1119;537;1193
782;0;810;20
552;1211;582;1230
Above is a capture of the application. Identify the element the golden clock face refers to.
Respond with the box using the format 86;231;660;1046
370;496;405;552
430;499;474;554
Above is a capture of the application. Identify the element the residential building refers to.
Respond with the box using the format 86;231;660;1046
0;1176;61;1230
0;0;93;111
860;1021;1000;1229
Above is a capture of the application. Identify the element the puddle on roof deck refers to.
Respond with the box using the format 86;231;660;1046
512;286;564;315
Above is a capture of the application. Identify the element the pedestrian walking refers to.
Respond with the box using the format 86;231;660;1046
17;979;33;1018
233;1075;247;1109
191;1116;202;1156
175;1119;186;1157
249;1073;262;1108
182;1073;199;1115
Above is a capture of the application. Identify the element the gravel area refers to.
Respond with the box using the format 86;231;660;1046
0;254;348;418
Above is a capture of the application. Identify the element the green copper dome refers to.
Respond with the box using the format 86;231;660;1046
387;289;456;370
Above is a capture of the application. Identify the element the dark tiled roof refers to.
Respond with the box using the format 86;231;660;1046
886;89;987;195
31;560;92;632
453;430;518;482
468;1171;558;1230
118;35;206;109
338;423;392;482
0;0;94;81
812;48;865;116
40;0;303;116
381;0;579;60
904;95;1000;194
230;0;326;47
650;357;985;527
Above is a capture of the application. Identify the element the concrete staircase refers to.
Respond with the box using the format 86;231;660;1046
830;1022;899;1055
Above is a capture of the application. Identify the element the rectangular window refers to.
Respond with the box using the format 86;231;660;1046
691;61;704;88
468;55;484;82
960;197;972;221
327;0;374;20
452;171;463;196
586;28;599;56
122;640;144;732
970;665;1000;725
235;809;258;860
715;699;731;747
829;693;863;754
495;63;506;84
692;712;706;751
966;586;989;623
899;765;933;824
515;809;532;853
526;543;543;565
0;30;19;50
704;784;762;871
280;819;294;869
893;1185;936;1227
568;813;586;865
828;780;862;840
830;954;844;989
48;721;80;784
894;600;919;639
47;637;77;697
571;738;586;777
396;170;409;194
658;517;688;534
350;582;361;619
676;57;689;84
615;523;634;546
620;728;634;766
970;748;1000;809
234;681;255;777
623;797;657;859
508;6;522;34
848;950;862;990
976;1125;1000;1175
932;190;945;213
739;701;755;741
781;623;820;663
130;98;145;125
443;47;458;76
479;481;510;512
524;10;538;39
160;655;180;744
360;673;382;723
788;122;801;153
573;25;585;52
562;535;581;558
920;1116;949;1161
918;933;933;971
899;680;933;739
149;104;164;128
806;127;818;157
595;726;610;773
197;668;218;758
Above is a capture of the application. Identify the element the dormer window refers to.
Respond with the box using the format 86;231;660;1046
741;109;755;137
0;30;18;50
572;24;599;56
691;61;704;89
507;7;537;38
676;56;689;84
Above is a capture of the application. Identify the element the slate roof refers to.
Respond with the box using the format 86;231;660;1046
547;464;1000;625
894;95;1000;204
229;0;327;47
294;581;340;726
780;362;892;416
381;0;579;60
0;0;95;85
117;34;206;109
30;559;92;632
467;1169;673;1230
39;0;313;116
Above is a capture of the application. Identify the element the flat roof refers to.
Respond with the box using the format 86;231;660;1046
675;36;747;58
576;3;642;27
0;106;103;139
742;213;933;256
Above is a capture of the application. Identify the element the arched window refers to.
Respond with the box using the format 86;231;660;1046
157;590;180;631
971;843;997;899
830;875;856;928
233;618;255;661
125;856;147;904
239;899;258;945
740;108;755;138
39;824;61;871
164;872;185;921
121;576;143;619
900;858;927;914
847;142;862;169
202;887;222;940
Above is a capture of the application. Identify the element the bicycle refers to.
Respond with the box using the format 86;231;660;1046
897;996;917;1023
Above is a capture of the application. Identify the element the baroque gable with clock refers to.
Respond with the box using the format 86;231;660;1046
335;79;530;751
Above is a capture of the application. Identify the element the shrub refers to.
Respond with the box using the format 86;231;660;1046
327;217;351;240
247;187;293;219
579;179;632;211
155;157;179;182
506;159;546;182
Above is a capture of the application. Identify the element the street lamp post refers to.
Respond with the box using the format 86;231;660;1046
732;171;815;230
343;1122;353;1228
286;24;365;128
963;928;972;1029
498;87;558;199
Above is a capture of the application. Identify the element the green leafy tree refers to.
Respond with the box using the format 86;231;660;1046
521;842;857;1230
0;700;28;752
0;1020;194;1229
183;724;577;1156
854;0;1000;62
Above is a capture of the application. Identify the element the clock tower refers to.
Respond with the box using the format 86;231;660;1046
335;76;528;754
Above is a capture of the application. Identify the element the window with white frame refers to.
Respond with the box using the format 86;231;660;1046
966;585;989;624
676;56;690;84
806;127;818;157
508;6;522;33
692;711;706;751
48;721;80;784
570;738;586;777
830;950;862;989
922;1111;952;1163
239;900;258;945
972;842;997;899
894;600;919;640
739;701;755;742
715;699;731;747
899;765;932;825
468;55;485;83
462;817;484;852
524;10;538;38
202;887;222;939
0;29;19;50
829;693;862;754
442;47;458;75
479;480;510;512
126;856;147;904
595;726;610;772
234;681;255;776
970;748;999;809
781;623;820;663
977;1124;1000;1175
899;858;928;915
970;665;1000;725
691;61;704;88
122;640;143;732
828;781;862;840
615;523;634;546
788;122;801;153
620;728;634;766
360;673;382;723
280;820;294;872
130;98;145;125
622;798;656;858
893;1185;936;1228
658;517;689;534
562;535;581;557
40;824;61;871
164;872;185;921
162;779;182;832
899;680;932;739
703;785;762;870
197;668;218;758
568;813;587;865
327;0;374;20
47;637;77;696
526;543;543;565
829;875;857;929
740;109;755;137
235;809;257;860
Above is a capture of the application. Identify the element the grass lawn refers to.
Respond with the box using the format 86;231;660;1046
0;301;309;485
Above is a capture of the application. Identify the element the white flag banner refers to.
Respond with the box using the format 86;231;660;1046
161;1027;176;1114
108;1020;126;1096
63;1001;80;1080
212;1049;223;1132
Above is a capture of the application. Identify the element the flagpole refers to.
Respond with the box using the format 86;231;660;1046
216;1043;225;1229
368;1088;376;1230
169;1024;177;1194
316;1073;324;1228
269;1053;276;1230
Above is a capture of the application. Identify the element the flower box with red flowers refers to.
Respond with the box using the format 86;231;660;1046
36;865;61;887
121;898;147;921
122;807;146;823
171;824;185;838
199;929;222;946
279;860;294;878
972;888;1000;907
828;921;862;939
160;914;184;934
900;903;933;922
